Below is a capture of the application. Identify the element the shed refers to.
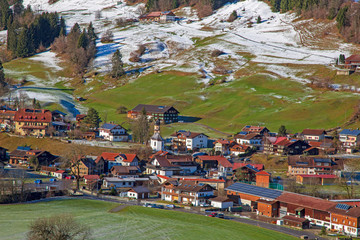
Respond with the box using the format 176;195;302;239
282;215;310;229
210;196;234;209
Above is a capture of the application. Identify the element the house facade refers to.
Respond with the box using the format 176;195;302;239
146;155;196;176
301;129;326;142
99;123;128;142
287;156;337;176
161;180;214;206
234;133;263;150
14;109;52;136
339;129;360;150
171;131;208;151
127;104;179;124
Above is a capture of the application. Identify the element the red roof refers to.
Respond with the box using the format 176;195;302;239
299;174;337;179
121;154;137;162
147;11;162;17
84;175;100;180
179;178;226;183
308;141;322;147
256;170;270;176
14;109;52;123
55;170;65;174
150;151;169;159
197;155;232;168
157;174;170;180
100;152;120;161
273;137;288;145
214;139;234;145
345;54;360;62
233;163;264;171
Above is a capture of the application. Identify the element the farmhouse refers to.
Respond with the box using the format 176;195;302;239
287;156;337;176
110;165;141;178
240;125;270;136
329;203;360;236
161;180;214;206
0;109;16;130
146;154;196;176
14;109;52;136
171;131;209;151
214;139;236;155
127;104;179;124
344;54;360;71
139;11;176;22
72;156;105;177
296;174;338;185
301;129;326;142
98;152;139;171
99;123;128;142
263;137;310;155
194;155;232;176
234;133;262;150
9;146;57;166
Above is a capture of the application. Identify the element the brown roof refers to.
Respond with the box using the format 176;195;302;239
301;129;326;136
197;155;232;168
282;215;309;223
241;126;268;133
329;205;360;218
131;104;179;114
14;109;52;123
276;192;336;212
234;133;261;140
211;196;233;202
345;54;360;62
166;180;213;192
171;131;207;139
111;166;140;174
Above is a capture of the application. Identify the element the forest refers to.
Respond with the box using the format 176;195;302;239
267;0;360;43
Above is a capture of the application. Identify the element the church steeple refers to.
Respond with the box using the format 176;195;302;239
150;120;164;152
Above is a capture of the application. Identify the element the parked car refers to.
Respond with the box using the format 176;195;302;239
208;212;218;217
50;178;57;182
166;204;175;209
216;213;224;219
200;203;210;207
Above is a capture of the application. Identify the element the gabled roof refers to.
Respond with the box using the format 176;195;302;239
129;186;150;193
171;131;207;139
339;129;360;136
301;129;326;136
84;175;100;180
345;54;360;62
14;109;52;123
131;104;179;114
197;155;232;168
119;154;138;162
282;215;309;223
256;171;270;176
329;204;360;218
165;180;213;192
276;192;336;212
241;125;268;134
226;182;282;200
99;152;120;161
111;165;140;174
99;123;121;130
210;196;233;202
234;133;261;140
233;163;264;171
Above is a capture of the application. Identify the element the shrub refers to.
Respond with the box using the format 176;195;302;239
101;30;114;43
211;49;225;57
228;10;237;22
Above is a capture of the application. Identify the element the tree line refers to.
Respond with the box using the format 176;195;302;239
144;0;230;18
2;0;66;58
51;22;96;75
266;0;360;44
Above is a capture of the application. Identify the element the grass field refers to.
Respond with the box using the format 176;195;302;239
0;133;133;155
0;199;298;240
85;71;360;134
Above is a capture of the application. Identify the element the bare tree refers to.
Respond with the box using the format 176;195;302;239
27;214;91;240
60;145;85;190
338;159;360;199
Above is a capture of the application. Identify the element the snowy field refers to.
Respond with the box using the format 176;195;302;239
4;0;356;115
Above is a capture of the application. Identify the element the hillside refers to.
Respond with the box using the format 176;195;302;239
2;0;360;134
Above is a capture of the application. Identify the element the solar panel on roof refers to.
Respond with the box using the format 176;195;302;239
335;203;351;210
225;183;282;199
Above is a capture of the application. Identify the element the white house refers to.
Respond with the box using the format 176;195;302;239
210;196;234;209
234;133;263;150
171;131;209;151
53;170;66;179
99;123;129;142
127;186;150;199
301;129;326;142
159;11;176;22
339;129;360;149
99;152;139;171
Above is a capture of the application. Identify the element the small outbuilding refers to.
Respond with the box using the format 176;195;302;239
282;215;310;229
210;196;234;209
127;186;150;199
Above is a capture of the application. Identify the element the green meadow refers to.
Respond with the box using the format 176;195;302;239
0;199;297;240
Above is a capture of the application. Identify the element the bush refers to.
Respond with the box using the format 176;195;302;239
116;105;128;114
101;30;114;43
211;49;225;57
173;200;178;203
228;10;237;22
109;188;117;196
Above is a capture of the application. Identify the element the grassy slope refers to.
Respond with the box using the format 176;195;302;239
0;199;297;240
85;71;359;134
0;133;133;155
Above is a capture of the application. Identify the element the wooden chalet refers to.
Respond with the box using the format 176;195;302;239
127;104;179;124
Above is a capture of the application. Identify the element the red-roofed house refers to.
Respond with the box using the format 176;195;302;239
83;174;100;184
214;139;236;155
241;125;270;135
54;170;66;179
230;144;249;156
195;155;232;175
233;163;264;171
14;109;52;136
345;54;360;71
99;152;139;171
234;133;263;150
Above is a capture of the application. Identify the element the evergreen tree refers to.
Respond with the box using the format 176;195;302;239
111;49;124;78
87;22;96;42
278;125;287;137
70;23;81;35
83;108;101;129
0;60;5;85
257;16;261;24
16;28;31;57
339;54;345;64
59;17;66;36
336;6;349;30
77;30;88;49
